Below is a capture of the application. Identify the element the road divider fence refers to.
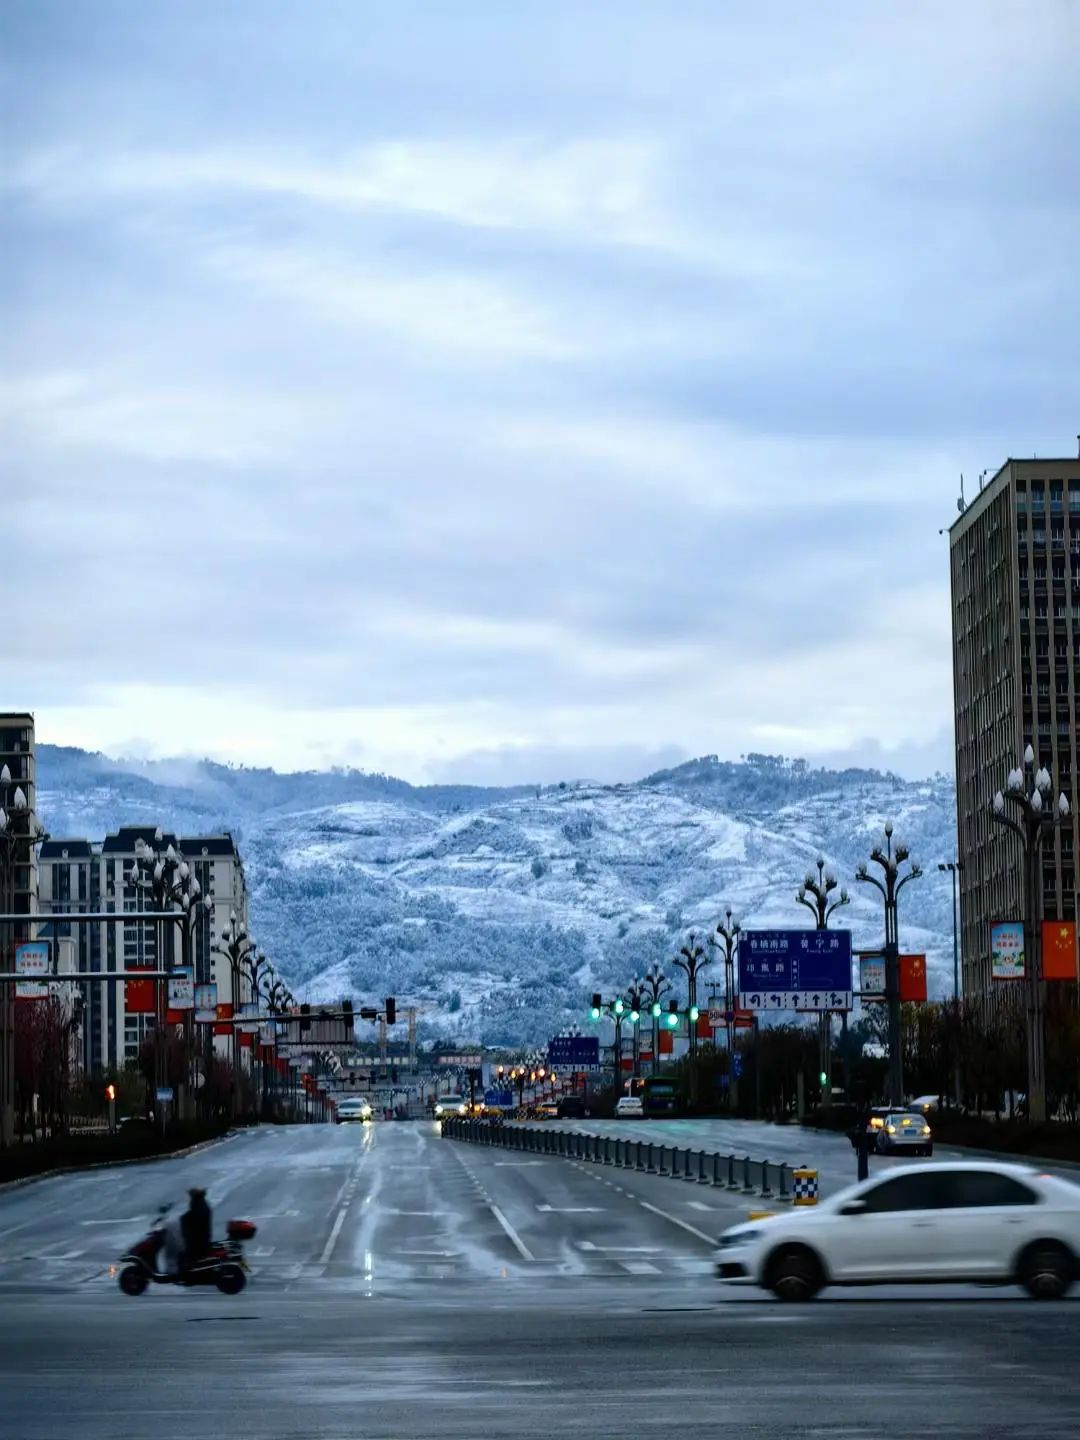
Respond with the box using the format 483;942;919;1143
438;1118;809;1203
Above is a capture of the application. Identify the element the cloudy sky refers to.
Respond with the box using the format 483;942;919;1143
4;2;1078;784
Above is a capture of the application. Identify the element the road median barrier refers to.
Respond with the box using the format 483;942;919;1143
437;1118;803;1203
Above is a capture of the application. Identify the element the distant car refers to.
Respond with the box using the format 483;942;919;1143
615;1095;644;1119
538;1101;559;1119
716;1162;1080;1300
434;1094;468;1119
117;1115;153;1134
875;1111;932;1156
336;1099;372;1124
557;1096;587;1119
909;1094;942;1115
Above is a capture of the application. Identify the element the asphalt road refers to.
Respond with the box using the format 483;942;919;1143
1;1122;1079;1439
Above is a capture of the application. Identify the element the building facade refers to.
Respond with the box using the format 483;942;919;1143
950;457;1080;1000
37;827;250;1074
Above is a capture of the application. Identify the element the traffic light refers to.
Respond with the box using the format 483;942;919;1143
360;1006;378;1022
819;1071;828;1087
666;1001;679;1029
105;1083;116;1102
385;997;397;1025
613;998;624;1016
590;992;602;1020
651;1001;661;1018
629;1008;640;1024
689;1005;700;1023
299;1003;311;1034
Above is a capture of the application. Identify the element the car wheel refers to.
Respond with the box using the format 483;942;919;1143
766;1245;824;1302
1018;1242;1075;1300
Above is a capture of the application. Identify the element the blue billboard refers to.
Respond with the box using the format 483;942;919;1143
737;929;852;1011
547;1035;600;1068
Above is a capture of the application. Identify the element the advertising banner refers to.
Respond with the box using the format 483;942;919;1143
14;942;50;1000
1043;921;1078;981
237;1002;261;1034
991;921;1025;981
859;953;886;1000
259;1023;276;1046
194;983;218;1023
167;967;194;1011
214;1001;233;1036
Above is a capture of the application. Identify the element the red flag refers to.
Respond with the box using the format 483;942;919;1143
125;966;156;1016
1043;921;1078;981
214;1001;233;1036
899;954;927;1003
658;1029;674;1055
695;1014;712;1039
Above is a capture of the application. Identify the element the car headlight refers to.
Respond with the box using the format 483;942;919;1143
719;1229;760;1248
886;1125;896;1134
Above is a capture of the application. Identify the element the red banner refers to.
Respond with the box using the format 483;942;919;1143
125;966;156;1016
238;1030;253;1049
214;1001;233;1037
1043;921;1078;981
276;1058;289;1077
899;953;927;1003
658;1029;674;1055
695;1014;712;1039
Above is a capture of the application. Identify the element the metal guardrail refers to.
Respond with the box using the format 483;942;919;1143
437;1118;802;1202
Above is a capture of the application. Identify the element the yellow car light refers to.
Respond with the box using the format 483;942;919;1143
886;1125;896;1134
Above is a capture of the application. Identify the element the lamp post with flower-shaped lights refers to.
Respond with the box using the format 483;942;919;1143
265;976;293;1117
244;948;273;1116
0;768;49;1146
796;857;849;1109
673;935;711;1108
640;964;671;1077
991;749;1072;1125
213;911;257;1117
855;823;922;1108
623;980;647;1080
710;908;740;1058
130;832;212;1119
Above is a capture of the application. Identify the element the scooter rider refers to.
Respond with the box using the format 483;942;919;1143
181;1187;213;1272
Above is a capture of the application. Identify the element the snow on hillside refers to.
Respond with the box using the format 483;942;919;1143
35;747;958;1046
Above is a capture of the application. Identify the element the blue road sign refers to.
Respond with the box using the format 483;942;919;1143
484;1088;514;1108
547;1035;600;1068
737;929;853;1011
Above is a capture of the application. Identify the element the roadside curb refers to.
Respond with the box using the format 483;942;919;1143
0;1129;245;1195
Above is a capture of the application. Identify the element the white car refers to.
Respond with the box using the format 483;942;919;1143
615;1095;644;1118
434;1094;468;1119
716;1162;1080;1301
336;1099;372;1124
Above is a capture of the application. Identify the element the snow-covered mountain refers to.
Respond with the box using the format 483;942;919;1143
36;747;958;1046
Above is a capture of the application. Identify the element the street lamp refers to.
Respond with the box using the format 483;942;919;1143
855;821;922;1107
937;861;963;1003
624;979;646;1079
710;908;740;1058
795;857;849;1108
672;934;710;1108
213;912;256;1117
990;751;1071;1125
640;964;671;1076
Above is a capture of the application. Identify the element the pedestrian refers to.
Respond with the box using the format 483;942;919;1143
848;1107;874;1182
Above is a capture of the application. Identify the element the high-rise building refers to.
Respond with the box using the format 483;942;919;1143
949;456;1080;1001
37;827;249;1073
0;712;37;938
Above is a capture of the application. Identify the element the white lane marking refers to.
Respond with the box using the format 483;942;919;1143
621;1261;662;1275
638;1200;715;1245
492;1162;545;1168
34;1248;84;1260
80;1218;148;1226
381;1208;447;1217
0;1219;39;1242
397;1248;459;1257
686;1201;722;1212
535;1205;604;1213
253;1246;276;1258
320;1206;349;1264
579;1242;661;1253
489;1205;535;1261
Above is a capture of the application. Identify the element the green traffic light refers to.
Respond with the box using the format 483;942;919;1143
651;1002;661;1018
819;1071;828;1086
666;1012;679;1028
630;1009;640;1024
613;998;624;1015
590;1007;601;1021
689;1005;700;1022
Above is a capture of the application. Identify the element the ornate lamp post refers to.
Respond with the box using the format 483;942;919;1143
796;857;849;1108
640;964;671;1076
624;979;647;1079
855;822;922;1107
991;749;1071;1125
673;934;711;1108
213;911;256;1117
710;908;740;1057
